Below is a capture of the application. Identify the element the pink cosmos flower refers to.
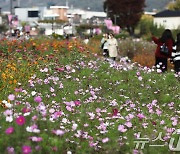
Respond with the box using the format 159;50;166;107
102;137;109;143
7;147;15;154
89;141;98;147
130;103;136;108
160;120;165;125
29;136;43;142
157;69;162;73
8;94;15;101
118;125;127;133
138;76;143;81
5;127;14;134
166;128;175;133
34;96;42;103
84;123;89;127
133;149;139;154
14;88;23;92
52;129;65;136
35;145;41;151
16;115;26;126
74;91;78;95
4;109;13;116
156;109;162;115
125;121;132;128
53;111;62;119
172;120;178;126
66;106;73;111
32;115;38;121
51;146;58;151
152;100;158;105
137;113;145;120
72;123;78;130
50;87;55;92
136;72;141;76
22;145;32;154
65;65;71;71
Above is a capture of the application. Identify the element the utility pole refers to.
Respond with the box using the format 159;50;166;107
114;14;119;25
52;17;54;34
17;0;20;7
66;0;69;7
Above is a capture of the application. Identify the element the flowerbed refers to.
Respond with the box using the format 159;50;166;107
0;38;179;154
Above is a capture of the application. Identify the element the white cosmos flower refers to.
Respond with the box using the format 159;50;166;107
31;91;37;96
72;123;78;131
67;151;72;154
6;116;13;122
62;118;68;123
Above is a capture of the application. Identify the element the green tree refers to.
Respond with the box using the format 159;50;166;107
139;14;154;36
104;0;145;36
167;0;180;10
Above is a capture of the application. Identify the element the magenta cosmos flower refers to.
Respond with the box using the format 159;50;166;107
16;115;26;125
55;67;64;72
22;145;32;154
5;127;14;134
112;108;118;116
34;96;42;103
74;100;81;106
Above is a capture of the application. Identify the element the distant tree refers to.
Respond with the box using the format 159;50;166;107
139;14;153;36
167;0;180;10
104;0;145;36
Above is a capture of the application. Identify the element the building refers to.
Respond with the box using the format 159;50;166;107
153;10;180;29
0;7;2;25
50;6;69;21
14;7;41;26
67;9;107;25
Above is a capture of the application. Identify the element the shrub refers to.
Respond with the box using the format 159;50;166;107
0;24;8;33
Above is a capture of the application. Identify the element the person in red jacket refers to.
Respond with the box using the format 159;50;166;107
152;29;175;72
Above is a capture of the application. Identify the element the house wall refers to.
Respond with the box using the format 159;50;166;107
0;16;2;24
51;8;68;21
154;17;180;29
15;8;40;24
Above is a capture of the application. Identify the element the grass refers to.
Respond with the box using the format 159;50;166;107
0;38;179;154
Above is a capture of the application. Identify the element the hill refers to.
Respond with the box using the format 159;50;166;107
0;0;171;12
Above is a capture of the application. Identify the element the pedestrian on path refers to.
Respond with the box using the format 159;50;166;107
101;33;109;57
152;29;175;72
107;33;118;61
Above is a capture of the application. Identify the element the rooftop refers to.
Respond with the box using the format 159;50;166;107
50;6;69;9
153;10;180;17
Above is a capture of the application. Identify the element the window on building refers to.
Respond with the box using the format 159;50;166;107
28;11;39;17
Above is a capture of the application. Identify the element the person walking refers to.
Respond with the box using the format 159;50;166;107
172;33;180;73
107;33;118;61
152;29;175;72
101;33;109;57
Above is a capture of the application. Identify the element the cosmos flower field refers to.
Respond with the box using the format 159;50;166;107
0;38;179;154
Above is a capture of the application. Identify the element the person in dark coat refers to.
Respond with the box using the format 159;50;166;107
172;33;180;73
152;29;175;72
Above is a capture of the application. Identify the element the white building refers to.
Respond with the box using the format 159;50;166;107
153;10;180;29
14;7;41;25
67;9;107;25
0;16;2;24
